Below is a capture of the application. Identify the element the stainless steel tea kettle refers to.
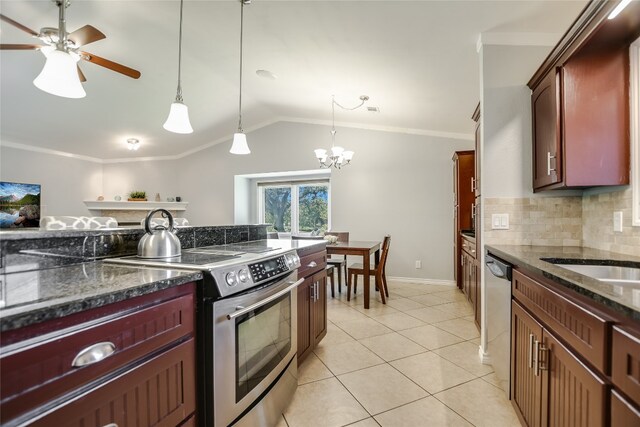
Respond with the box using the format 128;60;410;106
138;209;181;259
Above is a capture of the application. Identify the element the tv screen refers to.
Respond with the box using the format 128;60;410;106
0;181;41;228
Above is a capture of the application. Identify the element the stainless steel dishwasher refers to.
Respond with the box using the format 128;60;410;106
485;253;513;398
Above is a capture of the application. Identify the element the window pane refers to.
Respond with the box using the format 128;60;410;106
264;187;291;232
298;185;328;234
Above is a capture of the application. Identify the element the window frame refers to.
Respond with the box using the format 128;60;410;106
632;39;640;226
258;180;331;235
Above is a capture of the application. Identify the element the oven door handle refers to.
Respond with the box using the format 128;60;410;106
226;278;304;320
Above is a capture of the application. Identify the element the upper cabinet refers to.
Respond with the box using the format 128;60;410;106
528;0;640;192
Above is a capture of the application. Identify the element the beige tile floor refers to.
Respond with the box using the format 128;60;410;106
278;280;520;427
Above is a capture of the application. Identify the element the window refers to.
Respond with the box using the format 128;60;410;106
259;181;330;234
632;38;640;226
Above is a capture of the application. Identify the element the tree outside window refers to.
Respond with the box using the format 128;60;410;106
261;182;330;234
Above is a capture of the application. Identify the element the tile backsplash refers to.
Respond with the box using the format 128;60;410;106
583;188;640;256
484;188;640;257
484;197;583;246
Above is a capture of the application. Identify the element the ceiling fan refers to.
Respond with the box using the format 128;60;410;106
0;0;141;98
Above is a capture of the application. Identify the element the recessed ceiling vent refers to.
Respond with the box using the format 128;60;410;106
367;106;380;112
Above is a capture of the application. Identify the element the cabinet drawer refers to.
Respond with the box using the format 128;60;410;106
1;293;195;423
512;269;610;374
298;251;327;278
461;238;476;258
611;389;640;427
612;326;640;404
27;338;196;427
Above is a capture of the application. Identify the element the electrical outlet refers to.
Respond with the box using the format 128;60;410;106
491;213;509;230
613;211;623;232
415;260;422;269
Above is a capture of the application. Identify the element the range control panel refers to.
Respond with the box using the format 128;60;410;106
249;256;288;282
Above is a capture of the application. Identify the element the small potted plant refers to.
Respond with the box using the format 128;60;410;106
128;191;147;201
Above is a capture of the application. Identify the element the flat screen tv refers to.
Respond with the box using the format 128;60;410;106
0;181;41;228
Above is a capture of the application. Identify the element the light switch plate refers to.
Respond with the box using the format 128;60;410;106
613;211;623;232
491;213;509;230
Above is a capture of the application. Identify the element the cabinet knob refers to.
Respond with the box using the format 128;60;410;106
72;342;116;368
307;261;317;268
103;424;118;427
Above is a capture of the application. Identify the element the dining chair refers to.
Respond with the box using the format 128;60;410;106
347;235;391;303
324;231;349;294
267;231;279;239
291;235;324;240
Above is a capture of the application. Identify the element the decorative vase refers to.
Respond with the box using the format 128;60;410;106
155;193;161;202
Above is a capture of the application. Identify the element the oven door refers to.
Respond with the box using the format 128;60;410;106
212;272;301;427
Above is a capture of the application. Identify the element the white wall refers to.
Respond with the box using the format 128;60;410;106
102;160;180;202
0;146;103;217
170;121;473;281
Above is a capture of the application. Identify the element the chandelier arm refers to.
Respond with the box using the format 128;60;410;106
333;98;367;111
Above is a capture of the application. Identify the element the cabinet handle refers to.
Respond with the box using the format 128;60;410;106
471;177;475;193
72;342;116;368
471;204;476;220
537;344;549;375
547;152;557;176
533;339;541;376
103;424;118;427
528;334;535;369
315;281;320;300
307;261;317;268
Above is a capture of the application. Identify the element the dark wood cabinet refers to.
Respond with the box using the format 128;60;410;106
460;234;480;330
532;69;562;190
452;150;474;290
0;284;197;427
472;103;481;199
511;301;544;427
528;0;640;192
29;339;196;427
296;246;327;364
542;330;606;427
611;390;640;427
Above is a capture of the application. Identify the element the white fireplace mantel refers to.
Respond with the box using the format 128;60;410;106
84;201;189;211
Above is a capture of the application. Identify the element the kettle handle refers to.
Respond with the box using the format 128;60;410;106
144;209;175;233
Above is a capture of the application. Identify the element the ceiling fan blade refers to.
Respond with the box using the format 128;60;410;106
0;14;38;37
68;25;106;47
0;44;41;50
77;65;87;82
80;51;141;79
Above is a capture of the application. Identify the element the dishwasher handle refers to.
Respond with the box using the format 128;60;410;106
485;254;512;281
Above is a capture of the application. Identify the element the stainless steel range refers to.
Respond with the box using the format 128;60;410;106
106;242;302;426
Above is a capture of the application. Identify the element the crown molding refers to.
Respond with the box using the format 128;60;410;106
1;116;473;164
476;32;561;53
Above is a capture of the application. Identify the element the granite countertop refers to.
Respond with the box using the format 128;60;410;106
486;245;640;320
266;238;328;256
0;262;203;332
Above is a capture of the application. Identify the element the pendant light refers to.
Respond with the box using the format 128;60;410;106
163;0;193;134
230;0;251;155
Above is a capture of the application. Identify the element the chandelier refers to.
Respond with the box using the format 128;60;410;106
314;95;369;169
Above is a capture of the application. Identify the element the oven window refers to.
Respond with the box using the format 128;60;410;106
236;293;292;402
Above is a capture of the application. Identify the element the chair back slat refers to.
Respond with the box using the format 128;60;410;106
379;235;391;269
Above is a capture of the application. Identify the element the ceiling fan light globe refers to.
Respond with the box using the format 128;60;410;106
314;148;327;159
230;132;251;155
343;150;354;161
33;49;86;98
163;101;194;134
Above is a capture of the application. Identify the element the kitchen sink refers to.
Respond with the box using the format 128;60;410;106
549;263;640;287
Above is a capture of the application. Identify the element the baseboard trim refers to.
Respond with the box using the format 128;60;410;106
387;276;455;286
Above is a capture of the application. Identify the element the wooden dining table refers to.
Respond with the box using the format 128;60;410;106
326;240;381;309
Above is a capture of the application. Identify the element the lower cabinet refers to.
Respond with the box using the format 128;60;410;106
298;270;327;363
297;248;328;364
0;284;197;427
611;390;640;427
30;339;196;427
460;237;480;330
511;300;606;426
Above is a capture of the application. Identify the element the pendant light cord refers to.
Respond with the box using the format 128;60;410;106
238;0;245;131
175;0;185;102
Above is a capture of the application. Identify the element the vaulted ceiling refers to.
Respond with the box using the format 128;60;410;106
0;0;586;160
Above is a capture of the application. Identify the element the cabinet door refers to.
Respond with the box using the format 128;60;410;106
611;389;640;427
474;261;481;329
312;271;327;347
474;120;481;198
532;68;562;190
297;276;313;364
511;301;544;427
30;339;195;427
542;330;606;427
